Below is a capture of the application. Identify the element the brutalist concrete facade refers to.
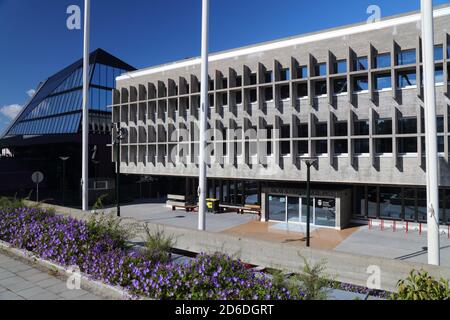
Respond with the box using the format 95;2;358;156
111;5;450;226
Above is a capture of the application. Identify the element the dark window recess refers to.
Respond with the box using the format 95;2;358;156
209;95;214;107
236;76;242;87
334;121;348;136
397;49;416;65
297;123;309;138
375;53;391;69
298;141;308;154
315;63;327;76
250;73;257;85
281;141;290;156
250;89;257;103
222;78;228;89
354;120;369;136
334;60;347;74
334;140;348;154
314;81;327;96
379;187;402;220
296;83;308;98
421;116;445;133
280;85;290;100
354;139;369;154
264;87;273;101
398;137;417;154
236;91;242;104
375;119;392;135
266;125;273;155
376;138;393;154
315;122;328;137
398;117;417;134
222;93;228;106
281;125;290;139
333;79;347;94
315;140;328;154
280;68;290;81
264;71;273;83
209;80;215;91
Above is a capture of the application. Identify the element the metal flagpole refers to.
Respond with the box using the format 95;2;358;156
81;0;90;211
198;0;209;231
421;0;440;266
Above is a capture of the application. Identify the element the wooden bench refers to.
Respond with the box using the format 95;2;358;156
220;204;261;216
172;204;198;213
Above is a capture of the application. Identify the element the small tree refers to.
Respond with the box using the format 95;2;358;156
296;255;332;300
392;269;450;300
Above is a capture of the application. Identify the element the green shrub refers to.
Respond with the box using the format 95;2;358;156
142;225;175;264
86;212;136;249
296;256;332;300
392;269;450;300
0;196;25;210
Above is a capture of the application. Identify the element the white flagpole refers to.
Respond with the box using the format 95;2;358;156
82;0;90;211
421;0;440;266
198;0;209;231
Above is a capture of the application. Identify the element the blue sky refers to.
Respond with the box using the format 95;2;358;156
1;0;449;132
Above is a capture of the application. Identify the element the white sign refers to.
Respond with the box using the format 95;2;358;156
31;171;44;184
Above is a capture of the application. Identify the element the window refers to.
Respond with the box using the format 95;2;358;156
354;139;369;154
379;187;402;220
264;71;273;83
375;118;392;135
398;117;417;134
367;186;378;218
315;122;328;137
353;76;369;92
297;66;308;79
314;81;327;96
398;137;417;154
333;79;347;94
250;73;257;85
437;116;444;133
375;73;392;90
298;141;308;155
221;93;228;106
334;140;348;154
354;119;369;135
404;188;417;221
397;70;417;88
334;121;348;136
297;123;309;138
281;125;290;139
435;66;444;84
375;53;391;68
296;83;308;98
315;63;327;77
354;56;368;71
250;89;257;103
235;76;242;87
434;45;443;61
281;141;290;156
375;138;392;154
209;94;214;107
209;80;215;91
264;87;273;102
266;125;273;155
334;60;347;74
236;91;242;104
280;68;290;81
315;140;328;155
280;85;290;100
397;49;416;65
222;78;228;89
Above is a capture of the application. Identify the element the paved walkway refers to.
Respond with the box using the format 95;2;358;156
0;252;103;300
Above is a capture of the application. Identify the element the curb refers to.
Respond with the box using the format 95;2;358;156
0;240;140;300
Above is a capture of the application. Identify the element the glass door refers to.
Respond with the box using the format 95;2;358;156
300;197;314;223
287;197;300;223
314;197;336;227
268;195;286;222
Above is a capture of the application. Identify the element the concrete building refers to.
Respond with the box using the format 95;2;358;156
112;5;450;229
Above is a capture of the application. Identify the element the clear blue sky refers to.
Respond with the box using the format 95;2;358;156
1;0;449;132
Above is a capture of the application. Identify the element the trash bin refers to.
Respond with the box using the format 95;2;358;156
206;198;220;214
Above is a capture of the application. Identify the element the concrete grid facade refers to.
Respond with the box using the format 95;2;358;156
112;5;450;227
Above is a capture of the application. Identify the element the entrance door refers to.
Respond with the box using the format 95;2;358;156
287;197;300;223
314;197;336;227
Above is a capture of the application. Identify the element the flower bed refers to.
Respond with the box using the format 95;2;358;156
0;207;297;300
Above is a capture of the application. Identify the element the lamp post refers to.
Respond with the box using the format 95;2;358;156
421;0;440;266
114;123;126;217
59;157;70;206
198;0;210;231
301;157;317;248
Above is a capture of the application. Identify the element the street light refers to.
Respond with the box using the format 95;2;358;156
301;157;318;248
114;123;126;217
59;157;70;206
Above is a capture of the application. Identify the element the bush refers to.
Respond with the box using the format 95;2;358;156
295;256;332;300
392;269;450;300
0;197;25;210
142;225;174;264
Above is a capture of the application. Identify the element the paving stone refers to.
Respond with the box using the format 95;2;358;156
0;290;25;300
1;277;36;292
35;277;63;289
0;270;15;281
28;291;60;301
72;293;102;300
15;286;51;299
58;288;90;300
46;282;71;295
24;272;53;284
